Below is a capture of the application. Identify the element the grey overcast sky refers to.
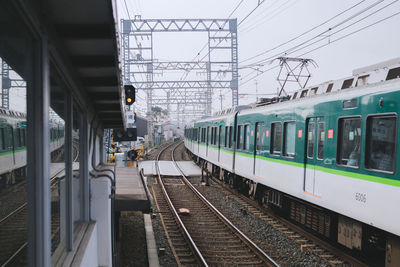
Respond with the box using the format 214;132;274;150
119;0;400;111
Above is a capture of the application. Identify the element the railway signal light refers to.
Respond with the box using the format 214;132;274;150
125;85;135;106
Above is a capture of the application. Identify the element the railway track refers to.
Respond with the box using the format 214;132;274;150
202;176;368;266
0;144;79;266
153;141;278;266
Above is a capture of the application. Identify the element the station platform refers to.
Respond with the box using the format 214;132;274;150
138;160;202;176
115;166;151;212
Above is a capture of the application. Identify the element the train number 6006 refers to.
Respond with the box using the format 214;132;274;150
355;192;367;203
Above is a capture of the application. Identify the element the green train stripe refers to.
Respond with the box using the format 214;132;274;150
0;139;63;156
185;139;400;187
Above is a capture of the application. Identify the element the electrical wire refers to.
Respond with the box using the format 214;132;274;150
239;0;393;83
239;9;400;87
240;0;383;66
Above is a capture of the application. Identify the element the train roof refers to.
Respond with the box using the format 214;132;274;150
186;58;400;125
289;57;400;101
239;77;400;116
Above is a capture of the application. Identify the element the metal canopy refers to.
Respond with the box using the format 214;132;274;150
48;0;125;129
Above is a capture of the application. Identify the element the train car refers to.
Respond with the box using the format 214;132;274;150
184;58;400;266
0;107;64;187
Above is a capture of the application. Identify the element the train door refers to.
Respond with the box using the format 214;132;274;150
304;117;324;195
254;122;265;176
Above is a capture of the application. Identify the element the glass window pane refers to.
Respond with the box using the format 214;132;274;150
366;116;396;172
256;123;265;151
338;118;361;167
244;125;250;150
284;122;296;157
307;122;315;158
317;122;325;159
237;125;242;149
271;123;282;155
229;126;233;148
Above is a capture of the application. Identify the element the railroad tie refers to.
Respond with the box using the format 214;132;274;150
300;244;315;252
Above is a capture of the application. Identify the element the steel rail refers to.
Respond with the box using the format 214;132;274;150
171;141;280;266
156;141;209;267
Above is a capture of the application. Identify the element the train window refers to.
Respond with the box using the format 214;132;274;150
283;121;296;157
365;115;397;173
215;127;218;145
310;87;318;96
356;75;369;86
224;126;228;147
292;92;298;99
300;90;308;98
341;78;354;89
255;122;265;151
207;127;210;144
219;126;222;147
386;66;400;80
343;99;358;109
0;128;4;150
317;122;325;159
213;127;217;145
237;125;242;149
337;117;361;167
244;125;250;150
326;83;334;93
270;122;282;155
307;122;315;158
211;127;214;145
229;126;233;148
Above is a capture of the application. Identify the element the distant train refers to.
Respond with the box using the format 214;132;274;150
0;107;64;186
185;58;400;266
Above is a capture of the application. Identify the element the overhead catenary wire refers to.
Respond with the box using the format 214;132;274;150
239;0;394;84
239;0;297;34
240;0;384;68
239;8;400;87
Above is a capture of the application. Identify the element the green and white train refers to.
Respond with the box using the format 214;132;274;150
184;58;400;265
0;107;64;186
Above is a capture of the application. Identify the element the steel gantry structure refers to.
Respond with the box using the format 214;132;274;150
120;18;239;131
1;60;26;109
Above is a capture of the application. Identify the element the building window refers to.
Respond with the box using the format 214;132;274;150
317;122;325;159
283;121;296;157
337;117;361;167
270;122;282;155
365;115;397;172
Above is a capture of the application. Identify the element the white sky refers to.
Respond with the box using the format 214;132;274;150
117;0;400;113
3;0;400;116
